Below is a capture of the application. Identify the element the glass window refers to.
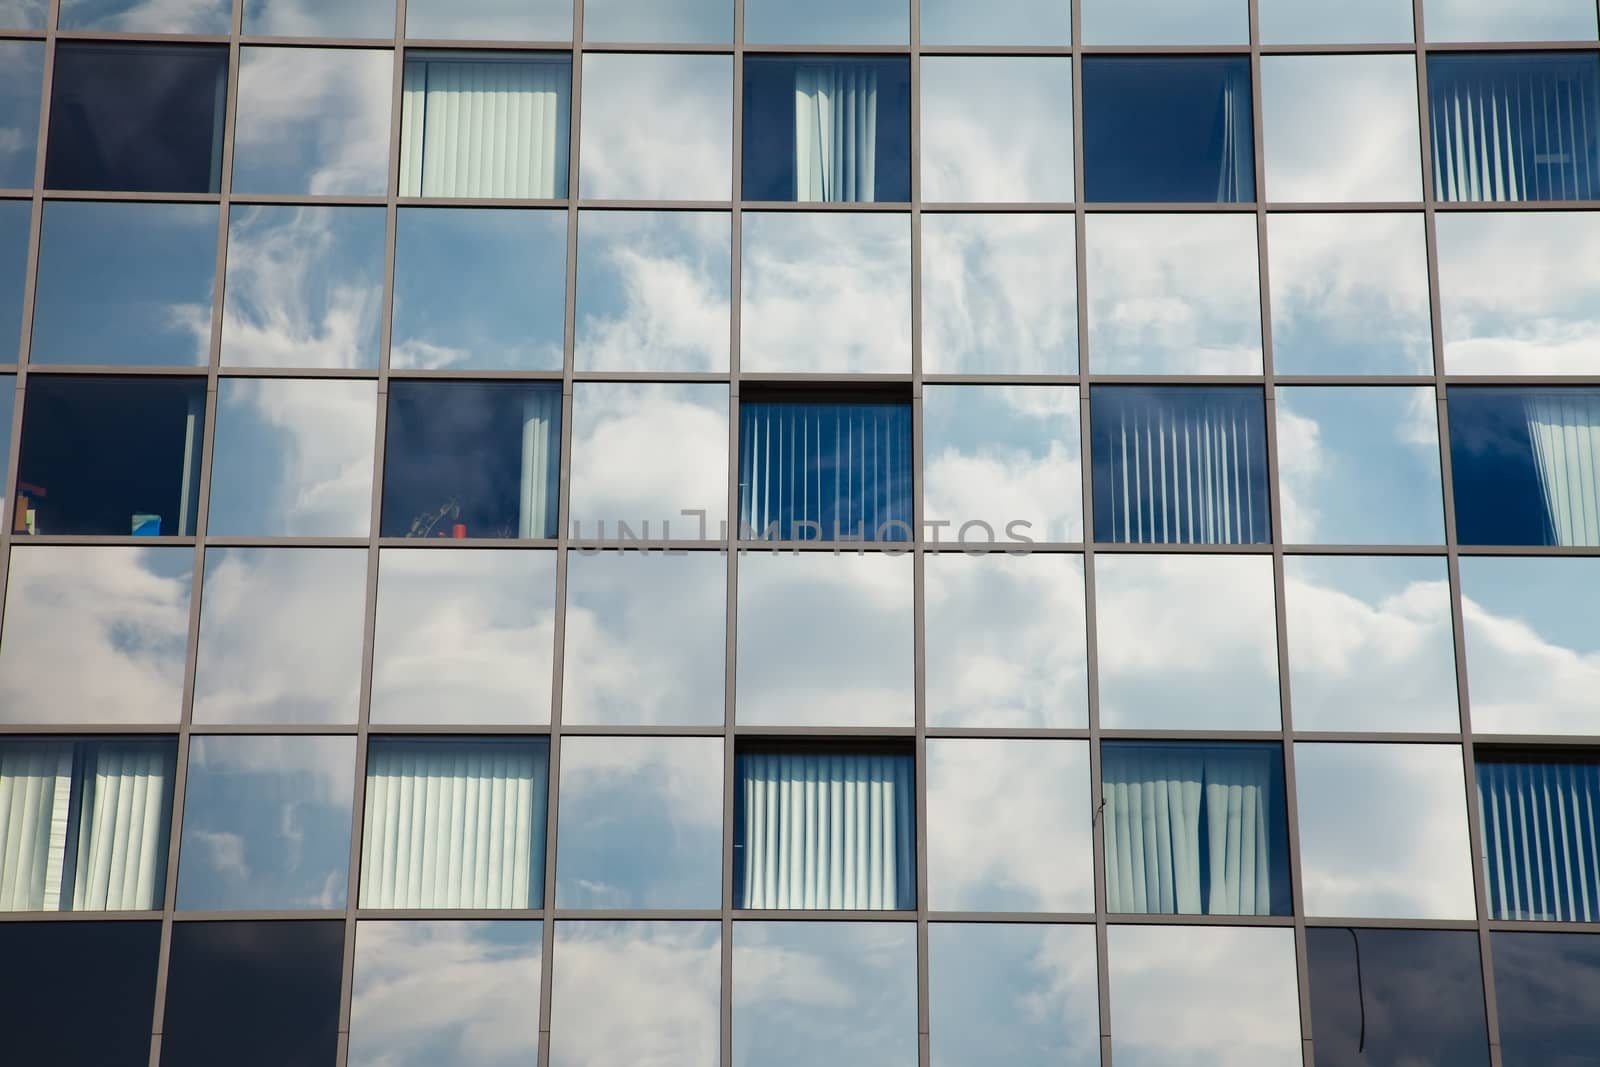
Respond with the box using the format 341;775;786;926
400;53;570;198
0;546;191;724
0;374;12;476
584;0;730;42
1108;925;1302;1067
0;0;46;28
371;548;556;725
0;202;27;362
0;41;42;188
744;0;906;44
0;737;175;911
920;0;1070;45
1094;553;1281;730
30;201;216;367
920;57;1073;203
1425;0;1598;42
245;0;395;37
176;735;356;911
1267;213;1433;375
924;553;1088;729
1276;386;1444;544
392;207;566;371
406;0;571;40
1284;555;1459;733
207;377;378;538
733;922;917;1065
192;548;368;726
1461;557;1600;735
928;924;1098;1067
1307;928;1490;1066
562;550;725;726
550;921;720;1066
350;921;542;1067
741;211;911;371
161;921;344;1067
742;57;911;202
232;47;392;196
1083;0;1244;43
221;204;385;370
382;380;562;540
557;738;721;908
575;210;730;372
59;0;229;30
1259;0;1413;42
1085;214;1262;373
735;748;913;910
16;375;204;537
927;739;1092;912
0;922;160;1065
1492;932;1600;1066
1262;55;1421;202
920;213;1077;374
580;54;731;201
360;738;549;909
1478;756;1600;922
1084;57;1255;203
1295;742;1477;919
1091;387;1270;544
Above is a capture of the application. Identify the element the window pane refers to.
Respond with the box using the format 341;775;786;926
60;0;228;30
1425;0;1598;42
1284;555;1459;733
207;377;378;538
741;212;911;371
557;738;721;908
16;375;205;536
232;47;392;196
1259;0;1413;42
371;548;556;725
580;54;730;200
550;921;719;1067
0;922;160;1065
350;921;541;1067
0;546;191;724
360;738;549;909
920;213;1077;374
400;54;570;198
31;201;215;367
1083;0;1245;43
221;205;385;369
744;0;906;44
1295;742;1476;919
584;0;730;42
928;739;1092;912
1094;554;1280;730
920;0;1070;45
0;0;45;28
177;735;356;911
0;41;42;188
192;548;367;725
1478;758;1600;922
1267;213;1433;375
1108;925;1301;1067
1086;215;1262;372
1084;58;1255;202
0;201;27;362
742;58;911;202
0;374;12;475
1262;55;1421;202
920;57;1073;202
406;0;571;39
1493;932;1600;1067
245;0;395;37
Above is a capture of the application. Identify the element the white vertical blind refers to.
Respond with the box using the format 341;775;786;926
795;64;879;203
738;752;914;910
1524;391;1600;547
518;389;560;539
70;742;175;911
0;743;73;912
360;741;547;909
1214;64;1254;202
1479;760;1600;923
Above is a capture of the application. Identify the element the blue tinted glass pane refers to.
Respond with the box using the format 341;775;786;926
739;400;913;542
0;921;160;1066
1084;57;1255;203
0;375;13;482
742;57;911;202
584;0;730;42
1494;932;1600;1067
0;201;27;361
0;41;42;188
1478;760;1600;922
745;0;906;44
0;0;47;28
59;0;230;32
245;0;395;36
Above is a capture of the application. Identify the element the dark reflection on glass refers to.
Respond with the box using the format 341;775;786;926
31;201;217;366
1493;932;1600;1067
59;0;230;31
16;375;205;536
1307;928;1489;1067
0;375;11;485
161;921;344;1067
45;44;227;193
0;201;29;362
0;921;160;1067
0;41;42;188
245;0;396;37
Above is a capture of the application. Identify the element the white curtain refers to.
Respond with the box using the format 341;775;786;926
1479;760;1600;923
738;752;914;910
1214;64;1253;202
360;741;547;909
0;743;73;912
518;389;560;539
795;64;878;203
1524;391;1600;547
401;58;570;198
70;742;175;911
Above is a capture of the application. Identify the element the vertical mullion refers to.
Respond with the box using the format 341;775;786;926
908;2;929;1064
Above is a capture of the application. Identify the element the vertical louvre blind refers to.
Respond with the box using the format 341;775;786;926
1429;54;1600;202
737;752;915;910
0;743;73;912
1479;760;1600;923
401;57;571;198
739;401;912;541
1523;390;1600;548
360;740;548;910
1214;63;1255;202
518;388;561;539
795;63;879;202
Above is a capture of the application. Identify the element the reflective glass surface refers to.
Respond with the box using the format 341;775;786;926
584;0;730;42
744;0;906;44
1493;932;1600;1067
1083;0;1245;43
920;0;1071;44
0;202;26;362
1259;0;1413;42
245;0;396;37
1424;0;1598;42
920;58;1073;202
580;54;731;200
0;375;11;481
59;0;229;30
0;0;45;27
1261;55;1421;202
406;0;572;40
0;41;42;188
0;922;161;1066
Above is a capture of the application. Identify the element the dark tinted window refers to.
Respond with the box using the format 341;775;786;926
1493;932;1600;1067
0;921;160;1066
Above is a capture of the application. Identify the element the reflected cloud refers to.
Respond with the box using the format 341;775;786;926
0;1;46;28
584;0;731;42
1261;55;1421;202
743;0;905;43
1423;0;1597;41
57;0;230;32
1259;0;1414;42
244;0;395;36
0;40;42;188
920;0;1070;44
1082;0;1246;44
406;0;571;39
920;58;1073;202
580;54;731;200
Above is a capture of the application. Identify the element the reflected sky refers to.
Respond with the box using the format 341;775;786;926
736;552;913;727
1424;0;1598;41
744;0;906;43
371;548;555;725
584;0;730;42
0;1;45;28
0;41;41;188
1095;554;1280;730
350;921;541;1067
58;0;229;31
1260;0;1413;41
920;58;1073;203
580;54;731;201
741;212;910;373
920;0;1070;44
927;740;1093;912
0;201;26;361
1295;742;1477;919
245;0;396;36
406;0;571;40
0;545;190;724
1493;932;1600;1067
192;548;367;725
1083;0;1245;43
1261;55;1421;202
1086;213;1262;373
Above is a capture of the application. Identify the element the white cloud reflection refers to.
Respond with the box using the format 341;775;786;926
57;0;229;32
1423;0;1597;41
920;57;1074;203
579;54;732;201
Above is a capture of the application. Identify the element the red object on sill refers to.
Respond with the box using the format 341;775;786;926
452;523;467;539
